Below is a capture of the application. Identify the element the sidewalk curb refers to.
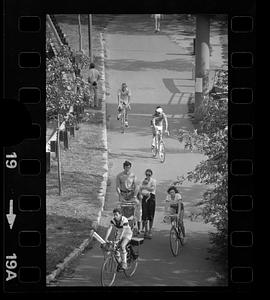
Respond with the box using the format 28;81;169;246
46;33;108;285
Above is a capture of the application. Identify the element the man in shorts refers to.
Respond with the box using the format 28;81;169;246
152;14;161;32
87;62;101;108
104;207;133;269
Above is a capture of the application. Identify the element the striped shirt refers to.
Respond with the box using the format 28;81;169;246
110;216;133;237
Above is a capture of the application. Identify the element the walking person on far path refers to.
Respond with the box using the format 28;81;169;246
138;169;157;239
87;62;101;108
151;14;162;32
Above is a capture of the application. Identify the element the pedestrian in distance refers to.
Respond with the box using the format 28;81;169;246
87;62;101;108
138;169;157;239
151;14;163;32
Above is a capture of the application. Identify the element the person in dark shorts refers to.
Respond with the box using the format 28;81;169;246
138;169;157;239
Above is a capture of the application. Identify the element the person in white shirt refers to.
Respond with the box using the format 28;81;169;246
117;82;131;127
164;186;185;232
104;207;133;270
138;169;157;239
87;62;101;108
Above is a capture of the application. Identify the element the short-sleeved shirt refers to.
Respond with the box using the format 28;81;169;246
140;177;157;195
88;68;100;84
110;216;133;238
116;171;137;192
165;193;182;207
151;112;166;127
118;88;131;105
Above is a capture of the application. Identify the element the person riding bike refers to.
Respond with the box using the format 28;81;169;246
104;207;133;270
151;106;169;150
163;186;185;236
117;83;131;127
116;160;141;234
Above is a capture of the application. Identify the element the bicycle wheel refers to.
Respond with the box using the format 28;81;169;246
101;255;117;286
151;137;158;157
159;141;165;163
178;223;185;246
169;226;180;256
124;246;138;278
121;109;126;133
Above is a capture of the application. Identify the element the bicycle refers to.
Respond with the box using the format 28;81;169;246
100;236;143;286
118;103;129;133
164;214;185;256
152;128;166;163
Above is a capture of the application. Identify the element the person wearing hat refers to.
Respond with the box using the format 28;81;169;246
151;106;169;151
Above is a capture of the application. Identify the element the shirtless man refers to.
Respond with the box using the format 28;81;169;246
116;160;141;233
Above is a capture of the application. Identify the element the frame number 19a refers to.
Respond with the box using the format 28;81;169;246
6;253;17;281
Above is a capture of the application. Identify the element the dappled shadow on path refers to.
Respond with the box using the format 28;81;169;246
107;58;192;72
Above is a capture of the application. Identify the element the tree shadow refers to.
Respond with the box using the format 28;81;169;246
107;58;193;72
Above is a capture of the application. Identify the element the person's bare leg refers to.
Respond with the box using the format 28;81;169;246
120;238;129;269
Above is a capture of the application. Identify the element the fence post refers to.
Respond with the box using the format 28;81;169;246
57;114;62;195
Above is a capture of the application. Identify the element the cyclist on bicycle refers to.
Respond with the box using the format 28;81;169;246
163;186;185;236
116;160;141;234
117;83;131;127
104;207;133;270
151;106;169;150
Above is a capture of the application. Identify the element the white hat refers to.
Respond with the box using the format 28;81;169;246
156;107;163;113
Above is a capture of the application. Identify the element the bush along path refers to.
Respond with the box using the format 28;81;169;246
46;32;108;284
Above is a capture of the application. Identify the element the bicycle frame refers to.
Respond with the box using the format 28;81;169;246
100;237;139;286
153;128;165;162
120;104;127;133
155;129;162;147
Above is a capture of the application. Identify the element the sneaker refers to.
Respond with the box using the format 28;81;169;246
117;114;121;120
125;121;129;127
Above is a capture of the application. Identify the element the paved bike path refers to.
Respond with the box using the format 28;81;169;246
54;14;226;287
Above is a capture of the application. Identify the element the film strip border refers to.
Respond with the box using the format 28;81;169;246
3;13;45;292
229;15;255;290
2;13;255;293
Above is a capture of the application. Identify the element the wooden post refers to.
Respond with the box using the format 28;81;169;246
88;14;93;62
78;14;83;52
46;15;63;48
194;14;210;121
57;114;62;195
